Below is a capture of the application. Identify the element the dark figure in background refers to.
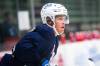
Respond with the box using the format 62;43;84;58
1;12;17;42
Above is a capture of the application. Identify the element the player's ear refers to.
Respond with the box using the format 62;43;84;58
46;17;54;26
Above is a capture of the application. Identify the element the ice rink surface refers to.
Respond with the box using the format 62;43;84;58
53;39;100;66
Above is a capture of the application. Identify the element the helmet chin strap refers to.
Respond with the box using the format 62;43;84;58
53;25;59;36
53;26;64;36
46;18;64;36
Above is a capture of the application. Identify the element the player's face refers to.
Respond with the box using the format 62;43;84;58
55;15;66;34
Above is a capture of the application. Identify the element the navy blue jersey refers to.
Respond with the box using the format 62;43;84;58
0;24;59;66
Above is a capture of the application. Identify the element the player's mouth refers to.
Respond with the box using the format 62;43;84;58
61;26;65;29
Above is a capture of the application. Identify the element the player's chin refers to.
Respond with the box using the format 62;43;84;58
60;30;64;34
57;28;64;33
61;28;65;32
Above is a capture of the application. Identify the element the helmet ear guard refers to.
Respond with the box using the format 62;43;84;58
46;17;54;26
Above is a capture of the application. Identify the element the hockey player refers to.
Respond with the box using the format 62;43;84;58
0;3;69;66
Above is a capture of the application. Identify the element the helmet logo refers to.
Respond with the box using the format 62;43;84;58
44;3;52;9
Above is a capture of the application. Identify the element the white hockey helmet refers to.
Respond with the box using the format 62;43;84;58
40;3;69;25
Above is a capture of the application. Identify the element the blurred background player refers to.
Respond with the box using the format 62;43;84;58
0;12;17;43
